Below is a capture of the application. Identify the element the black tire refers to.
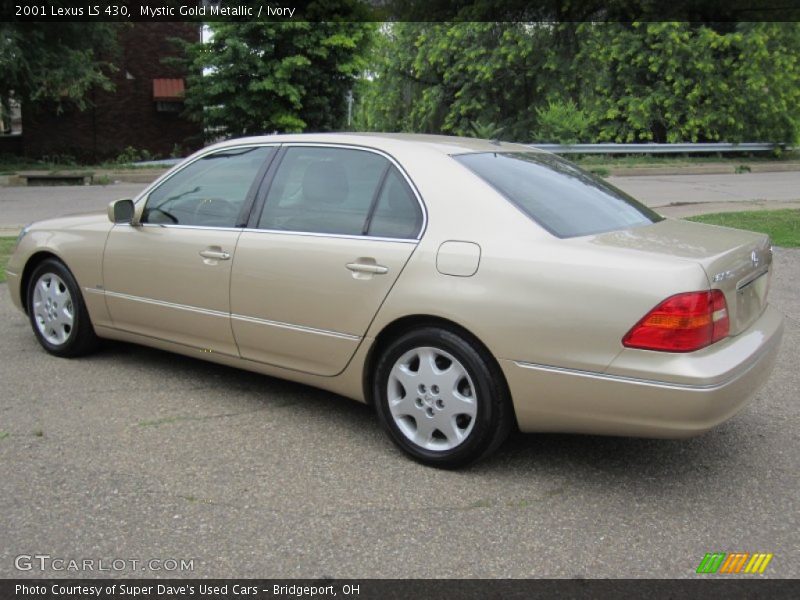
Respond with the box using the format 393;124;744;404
26;258;100;358
372;326;513;468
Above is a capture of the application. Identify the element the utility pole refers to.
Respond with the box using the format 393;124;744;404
346;89;354;128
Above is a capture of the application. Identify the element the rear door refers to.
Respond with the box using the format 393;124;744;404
230;145;425;375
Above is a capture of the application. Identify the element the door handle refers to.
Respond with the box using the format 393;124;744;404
346;262;388;275
199;248;231;260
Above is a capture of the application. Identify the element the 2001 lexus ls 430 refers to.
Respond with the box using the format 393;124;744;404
6;134;784;467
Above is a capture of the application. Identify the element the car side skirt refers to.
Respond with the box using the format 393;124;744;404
93;325;372;404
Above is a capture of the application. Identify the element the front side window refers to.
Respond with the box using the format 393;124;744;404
259;146;416;237
142;146;274;227
455;152;662;238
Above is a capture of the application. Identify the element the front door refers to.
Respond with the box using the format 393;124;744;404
230;145;425;375
103;145;276;356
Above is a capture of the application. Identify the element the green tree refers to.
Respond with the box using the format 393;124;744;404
358;21;800;145
353;23;423;132
180;13;373;137
356;22;561;140
0;22;118;109
574;22;800;143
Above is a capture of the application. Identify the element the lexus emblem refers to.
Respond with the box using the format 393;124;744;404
751;250;760;268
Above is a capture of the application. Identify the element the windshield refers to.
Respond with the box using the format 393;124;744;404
454;152;663;238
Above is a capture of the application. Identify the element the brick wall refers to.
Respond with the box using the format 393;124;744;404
0;134;23;156
22;23;204;162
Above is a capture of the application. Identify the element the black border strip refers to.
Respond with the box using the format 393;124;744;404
3;0;800;23
3;579;799;600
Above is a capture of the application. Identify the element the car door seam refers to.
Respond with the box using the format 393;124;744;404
328;239;424;378
227;229;245;357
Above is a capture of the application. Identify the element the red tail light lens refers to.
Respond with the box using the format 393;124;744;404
622;290;730;352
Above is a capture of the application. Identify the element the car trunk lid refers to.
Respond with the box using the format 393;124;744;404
585;219;772;336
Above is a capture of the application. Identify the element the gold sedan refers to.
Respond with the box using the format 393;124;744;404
5;134;784;467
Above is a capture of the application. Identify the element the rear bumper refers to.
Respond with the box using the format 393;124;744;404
502;305;784;437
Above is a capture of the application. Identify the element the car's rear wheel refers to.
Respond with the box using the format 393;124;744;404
373;326;513;468
27;259;99;357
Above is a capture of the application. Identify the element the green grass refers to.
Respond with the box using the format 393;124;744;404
687;209;800;247
92;174;113;186
588;166;610;178
0;237;16;283
0;155;173;176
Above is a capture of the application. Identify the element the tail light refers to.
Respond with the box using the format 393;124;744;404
622;290;730;352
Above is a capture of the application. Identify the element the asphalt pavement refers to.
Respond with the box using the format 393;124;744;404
1;170;800;233
0;183;145;234
607;171;800;218
0;247;798;578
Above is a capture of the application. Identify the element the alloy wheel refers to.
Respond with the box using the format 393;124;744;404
387;346;478;451
32;273;74;346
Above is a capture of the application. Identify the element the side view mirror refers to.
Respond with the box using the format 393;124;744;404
108;198;135;224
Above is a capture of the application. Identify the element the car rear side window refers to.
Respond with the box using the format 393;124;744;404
454;152;662;238
142;146;274;228
259;147;390;236
365;168;423;239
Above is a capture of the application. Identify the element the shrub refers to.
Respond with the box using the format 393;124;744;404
533;100;590;144
469;119;506;140
114;146;153;165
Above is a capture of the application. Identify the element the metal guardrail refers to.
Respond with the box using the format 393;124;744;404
528;142;783;154
134;142;789;167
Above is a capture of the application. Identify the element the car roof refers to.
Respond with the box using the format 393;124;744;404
208;132;543;156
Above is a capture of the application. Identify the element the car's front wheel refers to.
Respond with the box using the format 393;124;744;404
373;326;513;468
26;258;99;357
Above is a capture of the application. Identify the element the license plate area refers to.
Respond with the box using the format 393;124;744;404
735;269;769;331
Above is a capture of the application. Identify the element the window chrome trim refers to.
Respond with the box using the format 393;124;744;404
95;289;361;341
252;141;428;241
241;227;419;244
133;222;417;244
137;223;243;232
133;141;428;242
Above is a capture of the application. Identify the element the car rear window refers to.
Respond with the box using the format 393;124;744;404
454;152;662;238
